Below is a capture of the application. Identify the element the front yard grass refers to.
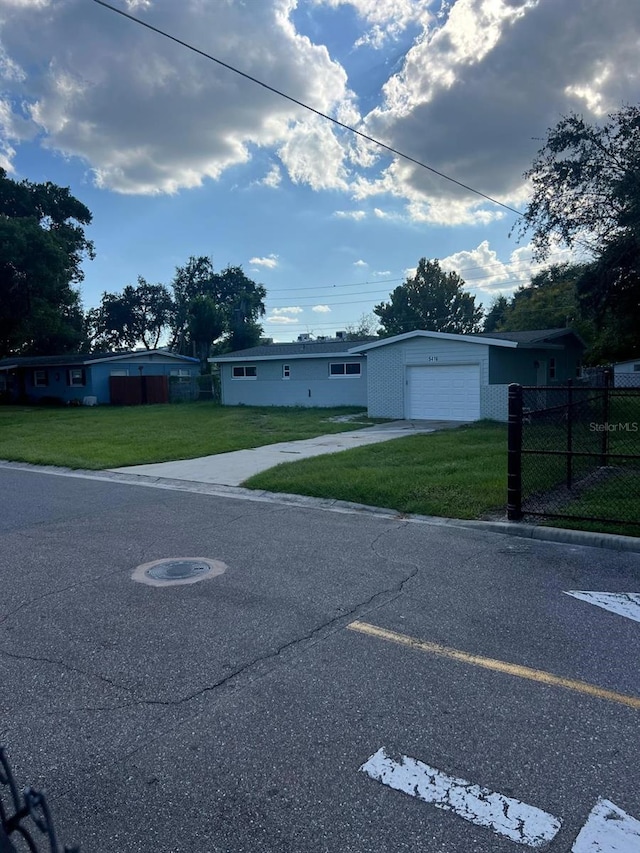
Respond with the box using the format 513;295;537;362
244;422;508;520
0;403;380;469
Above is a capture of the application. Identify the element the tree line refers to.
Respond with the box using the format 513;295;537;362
1;104;638;366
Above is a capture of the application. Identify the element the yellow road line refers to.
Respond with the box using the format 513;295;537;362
348;620;640;710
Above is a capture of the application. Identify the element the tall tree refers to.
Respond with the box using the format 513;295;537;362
517;105;640;361
499;263;591;333
374;258;483;336
0;168;93;356
170;257;266;354
482;295;509;333
89;278;173;351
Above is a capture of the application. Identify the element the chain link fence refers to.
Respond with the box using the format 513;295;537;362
507;373;640;529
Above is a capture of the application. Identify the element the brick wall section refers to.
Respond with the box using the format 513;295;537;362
366;346;405;418
480;384;509;421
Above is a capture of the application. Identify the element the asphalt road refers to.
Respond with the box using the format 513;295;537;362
1;468;639;852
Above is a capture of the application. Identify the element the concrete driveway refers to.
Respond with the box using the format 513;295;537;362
109;420;462;486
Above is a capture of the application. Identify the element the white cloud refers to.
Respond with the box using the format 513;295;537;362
333;209;366;220
314;0;432;49
278;116;350;191
373;270;391;276
2;0;639;224
0;0;349;193
266;314;300;325
256;164;282;188
353;259;368;267
312;304;331;313
352;0;640;224
439;239;579;297
273;306;303;315
250;254;279;269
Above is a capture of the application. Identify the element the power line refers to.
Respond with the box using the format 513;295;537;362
92;0;525;218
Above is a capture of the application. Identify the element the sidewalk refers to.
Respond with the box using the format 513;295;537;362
108;420;457;486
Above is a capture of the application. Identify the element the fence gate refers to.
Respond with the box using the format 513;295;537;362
507;376;640;529
109;375;169;405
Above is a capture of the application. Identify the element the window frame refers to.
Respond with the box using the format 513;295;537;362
231;365;257;380
549;357;556;380
68;368;86;387
33;369;48;388
282;364;290;380
329;361;361;378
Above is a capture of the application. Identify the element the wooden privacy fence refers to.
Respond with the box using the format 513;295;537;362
109;375;168;405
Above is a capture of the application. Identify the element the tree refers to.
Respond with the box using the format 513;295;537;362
482;295;509;333
344;312;379;340
187;295;224;369
0;168;94;356
517;105;640;361
499;263;591;333
170;257;266;354
89;278;173;351
374;258;483;336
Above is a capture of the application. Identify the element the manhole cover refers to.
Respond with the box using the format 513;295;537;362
146;559;211;580
132;557;227;587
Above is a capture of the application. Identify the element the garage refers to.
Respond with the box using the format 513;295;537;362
406;364;481;420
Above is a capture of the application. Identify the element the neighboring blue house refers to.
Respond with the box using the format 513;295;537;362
0;350;200;405
212;329;585;421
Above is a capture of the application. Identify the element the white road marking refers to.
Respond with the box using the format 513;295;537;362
359;747;561;847
571;798;640;852
564;591;640;624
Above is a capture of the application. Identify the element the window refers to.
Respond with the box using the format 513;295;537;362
329;362;361;378
110;369;129;377
576;361;582;378
232;365;257;379
68;368;85;387
170;369;191;378
634;363;640;372
549;358;556;379
282;364;290;379
33;369;48;387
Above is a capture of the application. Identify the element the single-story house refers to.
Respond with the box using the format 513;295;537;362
613;357;640;386
0;350;200;405
211;328;585;421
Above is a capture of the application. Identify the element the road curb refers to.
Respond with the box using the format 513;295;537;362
2;459;639;553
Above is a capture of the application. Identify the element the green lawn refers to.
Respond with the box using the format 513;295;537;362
0;403;380;469
244;422;509;520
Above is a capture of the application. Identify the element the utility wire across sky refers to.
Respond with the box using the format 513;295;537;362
92;0;525;219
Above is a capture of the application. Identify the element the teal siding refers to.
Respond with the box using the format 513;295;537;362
220;357;367;407
488;345;582;385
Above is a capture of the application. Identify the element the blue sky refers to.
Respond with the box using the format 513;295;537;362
2;0;639;340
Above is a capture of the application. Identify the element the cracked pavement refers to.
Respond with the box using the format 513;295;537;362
1;467;639;852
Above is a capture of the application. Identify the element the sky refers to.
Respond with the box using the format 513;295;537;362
1;0;639;341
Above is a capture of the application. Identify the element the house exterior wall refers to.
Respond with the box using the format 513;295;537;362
614;360;640;386
480;385;510;421
11;355;198;404
220;356;367;408
17;365;97;404
365;338;490;419
488;345;582;385
90;357;199;404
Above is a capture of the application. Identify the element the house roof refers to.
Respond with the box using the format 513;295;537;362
472;328;586;346
350;328;586;353
0;350;199;371
211;338;375;362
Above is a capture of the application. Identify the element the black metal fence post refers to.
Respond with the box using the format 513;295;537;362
600;369;611;466
566;379;573;489
507;383;523;520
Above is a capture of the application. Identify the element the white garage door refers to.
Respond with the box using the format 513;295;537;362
406;364;481;420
